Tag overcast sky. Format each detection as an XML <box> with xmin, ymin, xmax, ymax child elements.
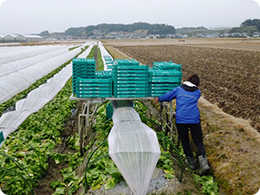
<box><xmin>0</xmin><ymin>0</ymin><xmax>260</xmax><ymax>34</ymax></box>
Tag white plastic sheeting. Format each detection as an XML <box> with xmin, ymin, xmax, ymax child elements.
<box><xmin>0</xmin><ymin>47</ymin><xmax>68</xmax><ymax>76</ymax></box>
<box><xmin>0</xmin><ymin>45</ymin><xmax>67</xmax><ymax>65</ymax></box>
<box><xmin>98</xmin><ymin>42</ymin><xmax>114</xmax><ymax>71</ymax></box>
<box><xmin>108</xmin><ymin>107</ymin><xmax>161</xmax><ymax>195</ymax></box>
<box><xmin>0</xmin><ymin>47</ymin><xmax>82</xmax><ymax>104</ymax></box>
<box><xmin>0</xmin><ymin>46</ymin><xmax>25</xmax><ymax>54</ymax></box>
<box><xmin>0</xmin><ymin>42</ymin><xmax>94</xmax><ymax>147</ymax></box>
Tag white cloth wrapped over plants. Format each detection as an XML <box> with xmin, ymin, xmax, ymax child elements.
<box><xmin>108</xmin><ymin>107</ymin><xmax>161</xmax><ymax>195</ymax></box>
<box><xmin>0</xmin><ymin>42</ymin><xmax>94</xmax><ymax>147</ymax></box>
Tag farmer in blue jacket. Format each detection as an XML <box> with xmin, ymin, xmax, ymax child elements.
<box><xmin>155</xmin><ymin>74</ymin><xmax>210</xmax><ymax>175</ymax></box>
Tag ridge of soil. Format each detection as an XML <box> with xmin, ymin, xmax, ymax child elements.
<box><xmin>199</xmin><ymin>97</ymin><xmax>260</xmax><ymax>194</ymax></box>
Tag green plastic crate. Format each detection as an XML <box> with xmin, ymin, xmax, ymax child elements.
<box><xmin>73</xmin><ymin>78</ymin><xmax>112</xmax><ymax>96</ymax></box>
<box><xmin>76</xmin><ymin>91</ymin><xmax>112</xmax><ymax>95</ymax></box>
<box><xmin>113</xmin><ymin>65</ymin><xmax>148</xmax><ymax>70</ymax></box>
<box><xmin>149</xmin><ymin>69</ymin><xmax>182</xmax><ymax>77</ymax></box>
<box><xmin>114</xmin><ymin>91</ymin><xmax>148</xmax><ymax>95</ymax></box>
<box><xmin>76</xmin><ymin>83</ymin><xmax>112</xmax><ymax>88</ymax></box>
<box><xmin>106</xmin><ymin>103</ymin><xmax>114</xmax><ymax>119</ymax></box>
<box><xmin>115</xmin><ymin>80</ymin><xmax>148</xmax><ymax>84</ymax></box>
<box><xmin>153</xmin><ymin>61</ymin><xmax>182</xmax><ymax>71</ymax></box>
<box><xmin>149</xmin><ymin>83</ymin><xmax>181</xmax><ymax>87</ymax></box>
<box><xmin>115</xmin><ymin>77</ymin><xmax>147</xmax><ymax>81</ymax></box>
<box><xmin>77</xmin><ymin>94</ymin><xmax>112</xmax><ymax>98</ymax></box>
<box><xmin>149</xmin><ymin>87</ymin><xmax>178</xmax><ymax>91</ymax></box>
<box><xmin>112</xmin><ymin>73</ymin><xmax>148</xmax><ymax>77</ymax></box>
<box><xmin>76</xmin><ymin>88</ymin><xmax>112</xmax><ymax>92</ymax></box>
<box><xmin>72</xmin><ymin>58</ymin><xmax>96</xmax><ymax>81</ymax></box>
<box><xmin>115</xmin><ymin>69</ymin><xmax>146</xmax><ymax>73</ymax></box>
<box><xmin>0</xmin><ymin>131</ymin><xmax>4</xmax><ymax>144</ymax></box>
<box><xmin>114</xmin><ymin>84</ymin><xmax>149</xmax><ymax>88</ymax></box>
<box><xmin>114</xmin><ymin>88</ymin><xmax>148</xmax><ymax>92</ymax></box>
<box><xmin>73</xmin><ymin>58</ymin><xmax>95</xmax><ymax>64</ymax></box>
<box><xmin>114</xmin><ymin>94</ymin><xmax>147</xmax><ymax>98</ymax></box>
<box><xmin>77</xmin><ymin>78</ymin><xmax>112</xmax><ymax>83</ymax></box>
<box><xmin>115</xmin><ymin>59</ymin><xmax>139</xmax><ymax>66</ymax></box>
<box><xmin>149</xmin><ymin>77</ymin><xmax>182</xmax><ymax>83</ymax></box>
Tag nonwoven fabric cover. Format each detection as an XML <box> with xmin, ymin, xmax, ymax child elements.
<box><xmin>0</xmin><ymin>42</ymin><xmax>94</xmax><ymax>148</ymax></box>
<box><xmin>0</xmin><ymin>47</ymin><xmax>81</xmax><ymax>104</ymax></box>
<box><xmin>0</xmin><ymin>47</ymin><xmax>67</xmax><ymax>77</ymax></box>
<box><xmin>108</xmin><ymin>107</ymin><xmax>161</xmax><ymax>195</ymax></box>
<box><xmin>0</xmin><ymin>45</ymin><xmax>66</xmax><ymax>65</ymax></box>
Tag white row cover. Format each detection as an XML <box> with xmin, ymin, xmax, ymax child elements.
<box><xmin>0</xmin><ymin>45</ymin><xmax>68</xmax><ymax>65</ymax></box>
<box><xmin>0</xmin><ymin>42</ymin><xmax>94</xmax><ymax>147</ymax></box>
<box><xmin>109</xmin><ymin>107</ymin><xmax>161</xmax><ymax>195</ymax></box>
<box><xmin>80</xmin><ymin>42</ymin><xmax>95</xmax><ymax>57</ymax></box>
<box><xmin>81</xmin><ymin>40</ymin><xmax>96</xmax><ymax>49</ymax></box>
<box><xmin>0</xmin><ymin>47</ymin><xmax>81</xmax><ymax>104</ymax></box>
<box><xmin>0</xmin><ymin>46</ymin><xmax>29</xmax><ymax>54</ymax></box>
<box><xmin>0</xmin><ymin>47</ymin><xmax>68</xmax><ymax>77</ymax></box>
<box><xmin>98</xmin><ymin>42</ymin><xmax>114</xmax><ymax>71</ymax></box>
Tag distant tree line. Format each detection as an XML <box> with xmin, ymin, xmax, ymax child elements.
<box><xmin>39</xmin><ymin>19</ymin><xmax>260</xmax><ymax>39</ymax></box>
<box><xmin>63</xmin><ymin>22</ymin><xmax>175</xmax><ymax>37</ymax></box>
<box><xmin>241</xmin><ymin>19</ymin><xmax>260</xmax><ymax>30</ymax></box>
<box><xmin>229</xmin><ymin>19</ymin><xmax>260</xmax><ymax>34</ymax></box>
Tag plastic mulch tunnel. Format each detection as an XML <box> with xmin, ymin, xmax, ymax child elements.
<box><xmin>108</xmin><ymin>106</ymin><xmax>161</xmax><ymax>195</ymax></box>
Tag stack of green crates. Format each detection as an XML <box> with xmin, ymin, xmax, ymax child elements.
<box><xmin>103</xmin><ymin>55</ymin><xmax>115</xmax><ymax>70</ymax></box>
<box><xmin>149</xmin><ymin>62</ymin><xmax>182</xmax><ymax>97</ymax></box>
<box><xmin>75</xmin><ymin>78</ymin><xmax>112</xmax><ymax>98</ymax></box>
<box><xmin>96</xmin><ymin>71</ymin><xmax>112</xmax><ymax>79</ymax></box>
<box><xmin>72</xmin><ymin>58</ymin><xmax>183</xmax><ymax>99</ymax></box>
<box><xmin>0</xmin><ymin>131</ymin><xmax>4</xmax><ymax>145</ymax></box>
<box><xmin>72</xmin><ymin>58</ymin><xmax>96</xmax><ymax>94</ymax></box>
<box><xmin>113</xmin><ymin>59</ymin><xmax>149</xmax><ymax>98</ymax></box>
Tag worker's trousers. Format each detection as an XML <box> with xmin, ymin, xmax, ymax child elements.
<box><xmin>176</xmin><ymin>123</ymin><xmax>206</xmax><ymax>157</ymax></box>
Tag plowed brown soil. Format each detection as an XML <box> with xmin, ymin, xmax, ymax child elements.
<box><xmin>109</xmin><ymin>43</ymin><xmax>260</xmax><ymax>131</ymax></box>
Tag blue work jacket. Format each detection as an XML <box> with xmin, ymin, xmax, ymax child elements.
<box><xmin>158</xmin><ymin>84</ymin><xmax>201</xmax><ymax>124</ymax></box>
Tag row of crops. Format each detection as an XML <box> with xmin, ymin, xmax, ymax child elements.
<box><xmin>0</xmin><ymin>42</ymin><xmax>93</xmax><ymax>144</ymax></box>
<box><xmin>0</xmin><ymin>42</ymin><xmax>96</xmax><ymax>194</ymax></box>
<box><xmin>0</xmin><ymin>42</ymin><xmax>95</xmax><ymax>146</ymax></box>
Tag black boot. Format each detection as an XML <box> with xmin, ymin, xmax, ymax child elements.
<box><xmin>185</xmin><ymin>156</ymin><xmax>197</xmax><ymax>170</ymax></box>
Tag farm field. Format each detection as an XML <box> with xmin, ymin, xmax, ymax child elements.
<box><xmin>104</xmin><ymin>38</ymin><xmax>260</xmax><ymax>51</ymax></box>
<box><xmin>104</xmin><ymin>38</ymin><xmax>260</xmax><ymax>194</ymax></box>
<box><xmin>104</xmin><ymin>39</ymin><xmax>260</xmax><ymax>131</ymax></box>
<box><xmin>1</xmin><ymin>39</ymin><xmax>259</xmax><ymax>195</ymax></box>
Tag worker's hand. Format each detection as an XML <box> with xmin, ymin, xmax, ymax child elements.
<box><xmin>154</xmin><ymin>97</ymin><xmax>159</xmax><ymax>104</ymax></box>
